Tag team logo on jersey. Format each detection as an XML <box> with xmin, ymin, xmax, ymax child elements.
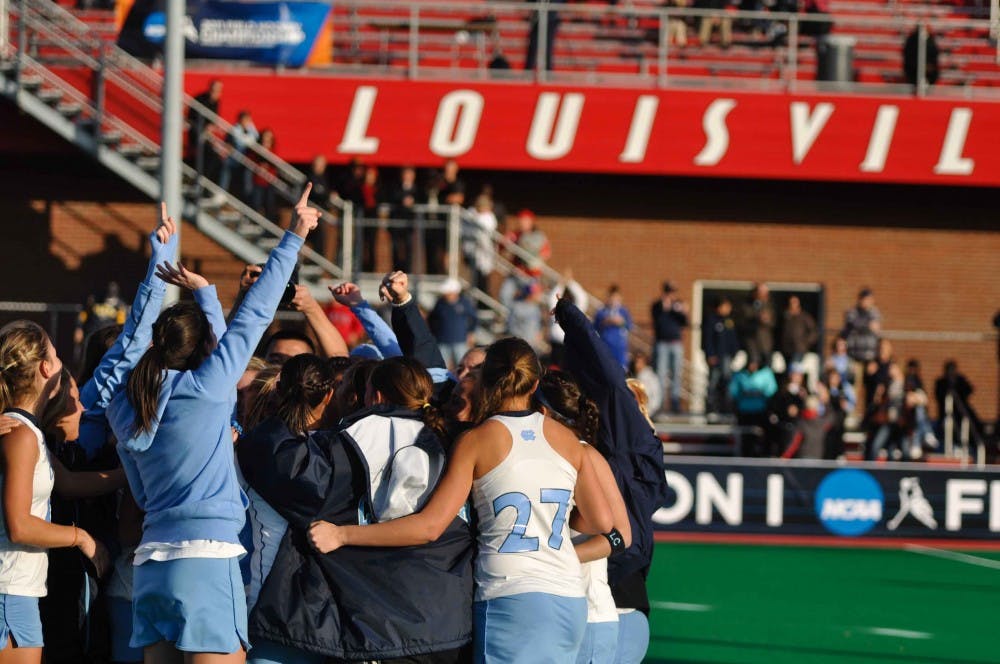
<box><xmin>815</xmin><ymin>469</ymin><xmax>884</xmax><ymax>536</ymax></box>
<box><xmin>887</xmin><ymin>477</ymin><xmax>938</xmax><ymax>530</ymax></box>
<box><xmin>521</xmin><ymin>430</ymin><xmax>536</xmax><ymax>441</ymax></box>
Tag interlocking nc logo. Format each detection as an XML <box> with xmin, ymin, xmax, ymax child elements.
<box><xmin>521</xmin><ymin>430</ymin><xmax>536</xmax><ymax>442</ymax></box>
<box><xmin>887</xmin><ymin>477</ymin><xmax>938</xmax><ymax>530</ymax></box>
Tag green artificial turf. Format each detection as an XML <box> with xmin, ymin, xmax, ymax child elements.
<box><xmin>645</xmin><ymin>542</ymin><xmax>1000</xmax><ymax>663</ymax></box>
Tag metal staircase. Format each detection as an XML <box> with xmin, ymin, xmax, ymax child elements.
<box><xmin>0</xmin><ymin>0</ymin><xmax>347</xmax><ymax>295</ymax></box>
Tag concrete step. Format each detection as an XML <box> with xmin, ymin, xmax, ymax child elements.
<box><xmin>135</xmin><ymin>155</ymin><xmax>160</xmax><ymax>172</ymax></box>
<box><xmin>56</xmin><ymin>101</ymin><xmax>82</xmax><ymax>117</ymax></box>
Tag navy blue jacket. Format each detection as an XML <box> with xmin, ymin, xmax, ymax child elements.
<box><xmin>391</xmin><ymin>297</ymin><xmax>447</xmax><ymax>371</ymax></box>
<box><xmin>428</xmin><ymin>295</ymin><xmax>477</xmax><ymax>345</ymax></box>
<box><xmin>555</xmin><ymin>298</ymin><xmax>668</xmax><ymax>590</ymax></box>
<box><xmin>702</xmin><ymin>313</ymin><xmax>740</xmax><ymax>359</ymax></box>
<box><xmin>238</xmin><ymin>412</ymin><xmax>474</xmax><ymax>660</ymax></box>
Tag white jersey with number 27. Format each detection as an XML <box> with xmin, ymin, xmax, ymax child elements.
<box><xmin>471</xmin><ymin>412</ymin><xmax>585</xmax><ymax>602</ymax></box>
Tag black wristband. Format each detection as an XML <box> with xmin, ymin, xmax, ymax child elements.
<box><xmin>602</xmin><ymin>528</ymin><xmax>626</xmax><ymax>556</ymax></box>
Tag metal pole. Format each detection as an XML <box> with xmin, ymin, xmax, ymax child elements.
<box><xmin>657</xmin><ymin>10</ymin><xmax>668</xmax><ymax>88</ymax></box>
<box><xmin>447</xmin><ymin>204</ymin><xmax>460</xmax><ymax>282</ymax></box>
<box><xmin>94</xmin><ymin>45</ymin><xmax>106</xmax><ymax>138</ymax></box>
<box><xmin>916</xmin><ymin>23</ymin><xmax>927</xmax><ymax>98</ymax></box>
<box><xmin>342</xmin><ymin>201</ymin><xmax>354</xmax><ymax>279</ymax></box>
<box><xmin>788</xmin><ymin>15</ymin><xmax>798</xmax><ymax>92</ymax></box>
<box><xmin>161</xmin><ymin>0</ymin><xmax>185</xmax><ymax>305</ymax></box>
<box><xmin>537</xmin><ymin>3</ymin><xmax>548</xmax><ymax>83</ymax></box>
<box><xmin>1</xmin><ymin>0</ymin><xmax>9</xmax><ymax>56</ymax></box>
<box><xmin>408</xmin><ymin>5</ymin><xmax>418</xmax><ymax>79</ymax></box>
<box><xmin>943</xmin><ymin>392</ymin><xmax>954</xmax><ymax>457</ymax></box>
<box><xmin>14</xmin><ymin>0</ymin><xmax>26</xmax><ymax>86</ymax></box>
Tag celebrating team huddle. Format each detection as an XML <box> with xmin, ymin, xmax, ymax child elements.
<box><xmin>0</xmin><ymin>188</ymin><xmax>667</xmax><ymax>664</ymax></box>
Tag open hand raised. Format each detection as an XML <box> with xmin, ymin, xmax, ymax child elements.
<box><xmin>155</xmin><ymin>261</ymin><xmax>209</xmax><ymax>291</ymax></box>
<box><xmin>291</xmin><ymin>183</ymin><xmax>320</xmax><ymax>239</ymax></box>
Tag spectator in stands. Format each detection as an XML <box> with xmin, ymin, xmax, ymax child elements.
<box><xmin>506</xmin><ymin>279</ymin><xmax>546</xmax><ymax>353</ymax></box>
<box><xmin>818</xmin><ymin>367</ymin><xmax>855</xmax><ymax>458</ymax></box>
<box><xmin>547</xmin><ymin>270</ymin><xmax>588</xmax><ymax>367</ymax></box>
<box><xmin>780</xmin><ymin>294</ymin><xmax>818</xmax><ymax>365</ymax></box>
<box><xmin>187</xmin><ymin>79</ymin><xmax>223</xmax><ymax>176</ymax></box>
<box><xmin>903</xmin><ymin>358</ymin><xmax>937</xmax><ymax>456</ymax></box>
<box><xmin>249</xmin><ymin>128</ymin><xmax>278</xmax><ymax>220</ymax></box>
<box><xmin>780</xmin><ymin>395</ymin><xmax>833</xmax><ymax>459</ymax></box>
<box><xmin>630</xmin><ymin>352</ymin><xmax>663</xmax><ymax>421</ymax></box>
<box><xmin>702</xmin><ymin>296</ymin><xmax>740</xmax><ymax>416</ymax></box>
<box><xmin>903</xmin><ymin>24</ymin><xmax>940</xmax><ymax>87</ymax></box>
<box><xmin>334</xmin><ymin>157</ymin><xmax>366</xmax><ymax>210</ymax></box>
<box><xmin>865</xmin><ymin>361</ymin><xmax>907</xmax><ymax>460</ymax></box>
<box><xmin>525</xmin><ymin>0</ymin><xmax>565</xmax><ymax>71</ymax></box>
<box><xmin>306</xmin><ymin>155</ymin><xmax>334</xmax><ymax>209</ymax></box>
<box><xmin>934</xmin><ymin>359</ymin><xmax>979</xmax><ymax>436</ymax></box>
<box><xmin>594</xmin><ymin>284</ymin><xmax>633</xmax><ymax>368</ymax></box>
<box><xmin>842</xmin><ymin>287</ymin><xmax>881</xmax><ymax>386</ymax></box>
<box><xmin>651</xmin><ymin>281</ymin><xmax>688</xmax><ymax>414</ymax></box>
<box><xmin>800</xmin><ymin>0</ymin><xmax>833</xmax><ymax>37</ymax></box>
<box><xmin>428</xmin><ymin>278</ymin><xmax>478</xmax><ymax>371</ymax></box>
<box><xmin>740</xmin><ymin>283</ymin><xmax>776</xmax><ymax>367</ymax></box>
<box><xmin>463</xmin><ymin>194</ymin><xmax>498</xmax><ymax>297</ymax></box>
<box><xmin>506</xmin><ymin>209</ymin><xmax>552</xmax><ymax>278</ymax></box>
<box><xmin>863</xmin><ymin>338</ymin><xmax>893</xmax><ymax>411</ymax></box>
<box><xmin>665</xmin><ymin>0</ymin><xmax>689</xmax><ymax>47</ymax></box>
<box><xmin>767</xmin><ymin>363</ymin><xmax>807</xmax><ymax>456</ymax></box>
<box><xmin>359</xmin><ymin>165</ymin><xmax>384</xmax><ymax>272</ymax></box>
<box><xmin>424</xmin><ymin>160</ymin><xmax>465</xmax><ymax>273</ymax></box>
<box><xmin>74</xmin><ymin>282</ymin><xmax>127</xmax><ymax>350</ymax></box>
<box><xmin>826</xmin><ymin>336</ymin><xmax>851</xmax><ymax>385</ymax></box>
<box><xmin>729</xmin><ymin>359</ymin><xmax>778</xmax><ymax>456</ymax></box>
<box><xmin>696</xmin><ymin>0</ymin><xmax>733</xmax><ymax>48</ymax></box>
<box><xmin>388</xmin><ymin>166</ymin><xmax>420</xmax><ymax>272</ymax></box>
<box><xmin>217</xmin><ymin>110</ymin><xmax>259</xmax><ymax>201</ymax></box>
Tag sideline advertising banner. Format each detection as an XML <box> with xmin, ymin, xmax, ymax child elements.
<box><xmin>118</xmin><ymin>0</ymin><xmax>331</xmax><ymax>67</ymax></box>
<box><xmin>655</xmin><ymin>457</ymin><xmax>999</xmax><ymax>542</ymax></box>
<box><xmin>183</xmin><ymin>74</ymin><xmax>1000</xmax><ymax>186</ymax></box>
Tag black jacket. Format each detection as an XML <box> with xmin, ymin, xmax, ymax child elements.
<box><xmin>555</xmin><ymin>299</ymin><xmax>668</xmax><ymax>595</ymax></box>
<box><xmin>238</xmin><ymin>412</ymin><xmax>474</xmax><ymax>660</ymax></box>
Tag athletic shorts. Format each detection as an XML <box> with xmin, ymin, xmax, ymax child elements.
<box><xmin>131</xmin><ymin>557</ymin><xmax>249</xmax><ymax>653</ymax></box>
<box><xmin>0</xmin><ymin>594</ymin><xmax>43</xmax><ymax>649</ymax></box>
<box><xmin>576</xmin><ymin>621</ymin><xmax>618</xmax><ymax>664</ymax></box>
<box><xmin>473</xmin><ymin>592</ymin><xmax>587</xmax><ymax>664</ymax></box>
<box><xmin>614</xmin><ymin>610</ymin><xmax>649</xmax><ymax>664</ymax></box>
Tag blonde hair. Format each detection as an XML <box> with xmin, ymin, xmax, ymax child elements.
<box><xmin>0</xmin><ymin>321</ymin><xmax>51</xmax><ymax>411</ymax></box>
<box><xmin>243</xmin><ymin>366</ymin><xmax>281</xmax><ymax>433</ymax></box>
<box><xmin>626</xmin><ymin>378</ymin><xmax>654</xmax><ymax>429</ymax></box>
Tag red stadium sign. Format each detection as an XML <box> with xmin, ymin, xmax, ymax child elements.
<box><xmin>186</xmin><ymin>73</ymin><xmax>1000</xmax><ymax>186</ymax></box>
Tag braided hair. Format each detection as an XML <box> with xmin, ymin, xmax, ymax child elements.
<box><xmin>537</xmin><ymin>369</ymin><xmax>601</xmax><ymax>447</ymax></box>
<box><xmin>276</xmin><ymin>354</ymin><xmax>336</xmax><ymax>435</ymax></box>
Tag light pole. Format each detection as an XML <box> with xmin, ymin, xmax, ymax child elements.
<box><xmin>161</xmin><ymin>0</ymin><xmax>185</xmax><ymax>304</ymax></box>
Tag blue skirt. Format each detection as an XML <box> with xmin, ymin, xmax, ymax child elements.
<box><xmin>473</xmin><ymin>592</ymin><xmax>587</xmax><ymax>664</ymax></box>
<box><xmin>131</xmin><ymin>557</ymin><xmax>249</xmax><ymax>654</ymax></box>
<box><xmin>0</xmin><ymin>594</ymin><xmax>43</xmax><ymax>649</ymax></box>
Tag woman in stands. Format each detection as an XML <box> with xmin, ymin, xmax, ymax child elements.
<box><xmin>309</xmin><ymin>337</ymin><xmax>614</xmax><ymax>663</ymax></box>
<box><xmin>105</xmin><ymin>187</ymin><xmax>317</xmax><ymax>664</ymax></box>
<box><xmin>0</xmin><ymin>322</ymin><xmax>123</xmax><ymax>664</ymax></box>
<box><xmin>536</xmin><ymin>370</ymin><xmax>632</xmax><ymax>664</ymax></box>
<box><xmin>239</xmin><ymin>355</ymin><xmax>473</xmax><ymax>662</ymax></box>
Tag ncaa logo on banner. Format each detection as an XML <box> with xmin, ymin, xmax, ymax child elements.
<box><xmin>815</xmin><ymin>469</ymin><xmax>884</xmax><ymax>536</ymax></box>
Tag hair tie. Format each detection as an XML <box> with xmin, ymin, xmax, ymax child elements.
<box><xmin>422</xmin><ymin>402</ymin><xmax>432</xmax><ymax>411</ymax></box>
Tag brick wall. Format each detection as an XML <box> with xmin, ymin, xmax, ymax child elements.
<box><xmin>539</xmin><ymin>216</ymin><xmax>1000</xmax><ymax>421</ymax></box>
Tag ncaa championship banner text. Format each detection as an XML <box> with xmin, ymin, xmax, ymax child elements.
<box><xmin>184</xmin><ymin>73</ymin><xmax>1000</xmax><ymax>186</ymax></box>
<box><xmin>655</xmin><ymin>457</ymin><xmax>999</xmax><ymax>543</ymax></box>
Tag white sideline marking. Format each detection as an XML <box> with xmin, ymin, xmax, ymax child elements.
<box><xmin>865</xmin><ymin>627</ymin><xmax>933</xmax><ymax>640</ymax></box>
<box><xmin>905</xmin><ymin>544</ymin><xmax>1000</xmax><ymax>571</ymax></box>
<box><xmin>650</xmin><ymin>601</ymin><xmax>713</xmax><ymax>612</ymax></box>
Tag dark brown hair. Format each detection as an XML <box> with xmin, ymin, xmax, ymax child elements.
<box><xmin>537</xmin><ymin>369</ymin><xmax>601</xmax><ymax>446</ymax></box>
<box><xmin>331</xmin><ymin>359</ymin><xmax>376</xmax><ymax>421</ymax></box>
<box><xmin>78</xmin><ymin>323</ymin><xmax>122</xmax><ymax>385</ymax></box>
<box><xmin>276</xmin><ymin>354</ymin><xmax>335</xmax><ymax>435</ymax></box>
<box><xmin>126</xmin><ymin>303</ymin><xmax>214</xmax><ymax>434</ymax></box>
<box><xmin>473</xmin><ymin>337</ymin><xmax>542</xmax><ymax>424</ymax></box>
<box><xmin>41</xmin><ymin>367</ymin><xmax>74</xmax><ymax>436</ymax></box>
<box><xmin>368</xmin><ymin>357</ymin><xmax>445</xmax><ymax>436</ymax></box>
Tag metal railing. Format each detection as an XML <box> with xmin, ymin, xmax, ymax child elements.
<box><xmin>320</xmin><ymin>0</ymin><xmax>1000</xmax><ymax>98</ymax></box>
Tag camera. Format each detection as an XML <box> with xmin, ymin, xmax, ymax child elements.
<box><xmin>279</xmin><ymin>264</ymin><xmax>300</xmax><ymax>308</ymax></box>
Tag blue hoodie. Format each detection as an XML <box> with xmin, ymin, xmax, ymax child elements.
<box><xmin>108</xmin><ymin>231</ymin><xmax>303</xmax><ymax>546</ymax></box>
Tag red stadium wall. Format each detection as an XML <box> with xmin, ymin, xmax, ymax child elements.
<box><xmin>184</xmin><ymin>73</ymin><xmax>1000</xmax><ymax>187</ymax></box>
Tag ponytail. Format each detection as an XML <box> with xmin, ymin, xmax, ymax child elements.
<box><xmin>0</xmin><ymin>320</ymin><xmax>53</xmax><ymax>413</ymax></box>
<box><xmin>275</xmin><ymin>354</ymin><xmax>335</xmax><ymax>435</ymax></box>
<box><xmin>126</xmin><ymin>303</ymin><xmax>214</xmax><ymax>435</ymax></box>
<box><xmin>368</xmin><ymin>357</ymin><xmax>446</xmax><ymax>437</ymax></box>
<box><xmin>473</xmin><ymin>337</ymin><xmax>541</xmax><ymax>424</ymax></box>
<box><xmin>537</xmin><ymin>369</ymin><xmax>602</xmax><ymax>446</ymax></box>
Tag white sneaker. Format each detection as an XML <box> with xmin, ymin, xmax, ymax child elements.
<box><xmin>924</xmin><ymin>432</ymin><xmax>939</xmax><ymax>449</ymax></box>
